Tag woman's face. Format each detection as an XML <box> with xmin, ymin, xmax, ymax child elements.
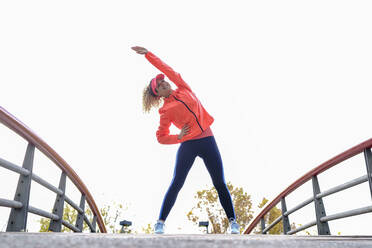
<box><xmin>156</xmin><ymin>79</ymin><xmax>172</xmax><ymax>97</ymax></box>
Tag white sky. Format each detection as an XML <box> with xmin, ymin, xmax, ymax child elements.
<box><xmin>1</xmin><ymin>0</ymin><xmax>372</xmax><ymax>234</ymax></box>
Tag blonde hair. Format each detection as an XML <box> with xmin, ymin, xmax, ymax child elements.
<box><xmin>142</xmin><ymin>84</ymin><xmax>163</xmax><ymax>113</ymax></box>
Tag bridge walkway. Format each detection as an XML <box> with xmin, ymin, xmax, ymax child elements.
<box><xmin>1</xmin><ymin>233</ymin><xmax>372</xmax><ymax>248</ymax></box>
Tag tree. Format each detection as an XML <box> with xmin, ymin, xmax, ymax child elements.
<box><xmin>141</xmin><ymin>223</ymin><xmax>153</xmax><ymax>234</ymax></box>
<box><xmin>253</xmin><ymin>198</ymin><xmax>296</xmax><ymax>234</ymax></box>
<box><xmin>39</xmin><ymin>203</ymin><xmax>87</xmax><ymax>232</ymax></box>
<box><xmin>187</xmin><ymin>181</ymin><xmax>254</xmax><ymax>234</ymax></box>
<box><xmin>39</xmin><ymin>201</ymin><xmax>129</xmax><ymax>233</ymax></box>
<box><xmin>100</xmin><ymin>202</ymin><xmax>130</xmax><ymax>233</ymax></box>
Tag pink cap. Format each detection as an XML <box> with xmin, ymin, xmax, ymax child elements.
<box><xmin>150</xmin><ymin>74</ymin><xmax>165</xmax><ymax>96</ymax></box>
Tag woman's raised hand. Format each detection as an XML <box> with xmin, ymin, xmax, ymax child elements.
<box><xmin>131</xmin><ymin>46</ymin><xmax>148</xmax><ymax>55</ymax></box>
<box><xmin>178</xmin><ymin>124</ymin><xmax>191</xmax><ymax>140</ymax></box>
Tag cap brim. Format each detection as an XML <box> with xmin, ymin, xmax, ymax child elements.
<box><xmin>155</xmin><ymin>74</ymin><xmax>165</xmax><ymax>82</ymax></box>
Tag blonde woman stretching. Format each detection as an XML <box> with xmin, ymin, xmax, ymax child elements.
<box><xmin>132</xmin><ymin>46</ymin><xmax>239</xmax><ymax>234</ymax></box>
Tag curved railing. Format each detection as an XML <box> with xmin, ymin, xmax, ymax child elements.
<box><xmin>0</xmin><ymin>106</ymin><xmax>106</xmax><ymax>232</ymax></box>
<box><xmin>244</xmin><ymin>138</ymin><xmax>372</xmax><ymax>235</ymax></box>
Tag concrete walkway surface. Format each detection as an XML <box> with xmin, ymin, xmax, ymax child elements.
<box><xmin>1</xmin><ymin>233</ymin><xmax>372</xmax><ymax>248</ymax></box>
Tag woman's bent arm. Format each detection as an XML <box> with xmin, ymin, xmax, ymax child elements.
<box><xmin>156</xmin><ymin>113</ymin><xmax>182</xmax><ymax>145</ymax></box>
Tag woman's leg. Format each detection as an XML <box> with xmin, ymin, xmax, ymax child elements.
<box><xmin>198</xmin><ymin>136</ymin><xmax>236</xmax><ymax>220</ymax></box>
<box><xmin>158</xmin><ymin>141</ymin><xmax>198</xmax><ymax>221</ymax></box>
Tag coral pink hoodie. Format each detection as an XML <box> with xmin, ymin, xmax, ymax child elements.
<box><xmin>145</xmin><ymin>51</ymin><xmax>214</xmax><ymax>144</ymax></box>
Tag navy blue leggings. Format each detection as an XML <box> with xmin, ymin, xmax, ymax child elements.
<box><xmin>158</xmin><ymin>135</ymin><xmax>236</xmax><ymax>221</ymax></box>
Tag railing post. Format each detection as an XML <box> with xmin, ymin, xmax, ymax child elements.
<box><xmin>312</xmin><ymin>175</ymin><xmax>330</xmax><ymax>235</ymax></box>
<box><xmin>364</xmin><ymin>148</ymin><xmax>372</xmax><ymax>200</ymax></box>
<box><xmin>6</xmin><ymin>143</ymin><xmax>35</xmax><ymax>232</ymax></box>
<box><xmin>92</xmin><ymin>215</ymin><xmax>97</xmax><ymax>233</ymax></box>
<box><xmin>281</xmin><ymin>197</ymin><xmax>291</xmax><ymax>234</ymax></box>
<box><xmin>75</xmin><ymin>194</ymin><xmax>86</xmax><ymax>232</ymax></box>
<box><xmin>49</xmin><ymin>172</ymin><xmax>66</xmax><ymax>232</ymax></box>
<box><xmin>260</xmin><ymin>217</ymin><xmax>266</xmax><ymax>234</ymax></box>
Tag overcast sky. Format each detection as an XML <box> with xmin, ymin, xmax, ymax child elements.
<box><xmin>1</xmin><ymin>0</ymin><xmax>372</xmax><ymax>234</ymax></box>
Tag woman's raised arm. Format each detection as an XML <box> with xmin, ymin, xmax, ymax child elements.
<box><xmin>131</xmin><ymin>46</ymin><xmax>148</xmax><ymax>55</ymax></box>
<box><xmin>131</xmin><ymin>46</ymin><xmax>192</xmax><ymax>91</ymax></box>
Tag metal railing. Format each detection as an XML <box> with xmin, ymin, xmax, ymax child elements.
<box><xmin>0</xmin><ymin>106</ymin><xmax>106</xmax><ymax>232</ymax></box>
<box><xmin>244</xmin><ymin>138</ymin><xmax>372</xmax><ymax>235</ymax></box>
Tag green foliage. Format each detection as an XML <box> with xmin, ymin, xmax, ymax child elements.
<box><xmin>187</xmin><ymin>181</ymin><xmax>254</xmax><ymax>234</ymax></box>
<box><xmin>39</xmin><ymin>201</ymin><xmax>128</xmax><ymax>233</ymax></box>
<box><xmin>254</xmin><ymin>198</ymin><xmax>296</xmax><ymax>234</ymax></box>
<box><xmin>141</xmin><ymin>223</ymin><xmax>153</xmax><ymax>234</ymax></box>
<box><xmin>39</xmin><ymin>203</ymin><xmax>83</xmax><ymax>232</ymax></box>
<box><xmin>38</xmin><ymin>217</ymin><xmax>51</xmax><ymax>232</ymax></box>
<box><xmin>100</xmin><ymin>202</ymin><xmax>130</xmax><ymax>233</ymax></box>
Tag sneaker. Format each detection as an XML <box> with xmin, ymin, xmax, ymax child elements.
<box><xmin>229</xmin><ymin>218</ymin><xmax>240</xmax><ymax>234</ymax></box>
<box><xmin>154</xmin><ymin>220</ymin><xmax>165</xmax><ymax>234</ymax></box>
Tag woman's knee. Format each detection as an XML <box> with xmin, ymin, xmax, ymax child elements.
<box><xmin>213</xmin><ymin>181</ymin><xmax>227</xmax><ymax>191</ymax></box>
<box><xmin>169</xmin><ymin>179</ymin><xmax>185</xmax><ymax>192</ymax></box>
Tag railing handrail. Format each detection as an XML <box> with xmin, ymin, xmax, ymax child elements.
<box><xmin>0</xmin><ymin>106</ymin><xmax>106</xmax><ymax>233</ymax></box>
<box><xmin>244</xmin><ymin>137</ymin><xmax>372</xmax><ymax>234</ymax></box>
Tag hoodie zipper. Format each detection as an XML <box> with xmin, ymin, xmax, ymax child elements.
<box><xmin>172</xmin><ymin>95</ymin><xmax>204</xmax><ymax>132</ymax></box>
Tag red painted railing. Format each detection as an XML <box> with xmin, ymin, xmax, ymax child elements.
<box><xmin>0</xmin><ymin>106</ymin><xmax>106</xmax><ymax>233</ymax></box>
<box><xmin>244</xmin><ymin>138</ymin><xmax>372</xmax><ymax>234</ymax></box>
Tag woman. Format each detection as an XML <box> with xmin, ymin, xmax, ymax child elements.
<box><xmin>132</xmin><ymin>46</ymin><xmax>240</xmax><ymax>234</ymax></box>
